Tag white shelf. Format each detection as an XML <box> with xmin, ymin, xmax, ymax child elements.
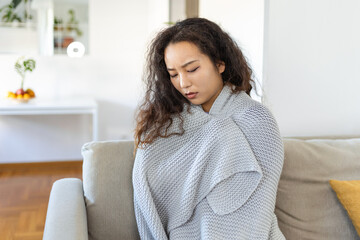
<box><xmin>0</xmin><ymin>97</ymin><xmax>98</xmax><ymax>141</ymax></box>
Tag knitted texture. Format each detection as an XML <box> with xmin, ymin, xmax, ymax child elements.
<box><xmin>132</xmin><ymin>85</ymin><xmax>285</xmax><ymax>239</ymax></box>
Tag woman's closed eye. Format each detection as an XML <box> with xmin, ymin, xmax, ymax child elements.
<box><xmin>169</xmin><ymin>67</ymin><xmax>199</xmax><ymax>78</ymax></box>
<box><xmin>188</xmin><ymin>66</ymin><xmax>199</xmax><ymax>73</ymax></box>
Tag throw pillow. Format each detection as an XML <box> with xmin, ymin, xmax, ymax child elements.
<box><xmin>329</xmin><ymin>179</ymin><xmax>360</xmax><ymax>237</ymax></box>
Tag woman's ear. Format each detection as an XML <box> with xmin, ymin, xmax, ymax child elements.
<box><xmin>217</xmin><ymin>61</ymin><xmax>225</xmax><ymax>74</ymax></box>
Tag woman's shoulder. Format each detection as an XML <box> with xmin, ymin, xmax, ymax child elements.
<box><xmin>233</xmin><ymin>92</ymin><xmax>279</xmax><ymax>132</ymax></box>
<box><xmin>234</xmin><ymin>91</ymin><xmax>271</xmax><ymax>115</ymax></box>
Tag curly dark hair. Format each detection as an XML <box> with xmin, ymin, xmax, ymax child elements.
<box><xmin>135</xmin><ymin>18</ymin><xmax>256</xmax><ymax>148</ymax></box>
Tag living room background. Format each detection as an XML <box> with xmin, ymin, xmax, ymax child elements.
<box><xmin>0</xmin><ymin>0</ymin><xmax>359</xmax><ymax>163</ymax></box>
<box><xmin>0</xmin><ymin>0</ymin><xmax>264</xmax><ymax>162</ymax></box>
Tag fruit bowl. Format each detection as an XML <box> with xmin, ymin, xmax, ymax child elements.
<box><xmin>9</xmin><ymin>98</ymin><xmax>32</xmax><ymax>104</ymax></box>
<box><xmin>7</xmin><ymin>88</ymin><xmax>36</xmax><ymax>103</ymax></box>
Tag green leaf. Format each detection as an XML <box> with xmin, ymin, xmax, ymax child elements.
<box><xmin>24</xmin><ymin>59</ymin><xmax>36</xmax><ymax>71</ymax></box>
<box><xmin>12</xmin><ymin>0</ymin><xmax>21</xmax><ymax>9</ymax></box>
<box><xmin>14</xmin><ymin>57</ymin><xmax>36</xmax><ymax>82</ymax></box>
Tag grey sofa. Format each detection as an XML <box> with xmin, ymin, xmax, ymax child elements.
<box><xmin>43</xmin><ymin>137</ymin><xmax>360</xmax><ymax>240</ymax></box>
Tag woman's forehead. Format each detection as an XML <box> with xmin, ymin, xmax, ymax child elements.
<box><xmin>164</xmin><ymin>42</ymin><xmax>205</xmax><ymax>67</ymax></box>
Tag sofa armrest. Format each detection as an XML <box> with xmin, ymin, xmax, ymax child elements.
<box><xmin>43</xmin><ymin>178</ymin><xmax>88</xmax><ymax>240</ymax></box>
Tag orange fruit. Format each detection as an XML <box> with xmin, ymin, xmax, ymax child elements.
<box><xmin>25</xmin><ymin>88</ymin><xmax>35</xmax><ymax>98</ymax></box>
<box><xmin>7</xmin><ymin>91</ymin><xmax>14</xmax><ymax>98</ymax></box>
<box><xmin>23</xmin><ymin>93</ymin><xmax>30</xmax><ymax>99</ymax></box>
<box><xmin>17</xmin><ymin>94</ymin><xmax>23</xmax><ymax>99</ymax></box>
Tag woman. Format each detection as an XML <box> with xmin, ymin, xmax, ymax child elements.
<box><xmin>132</xmin><ymin>18</ymin><xmax>285</xmax><ymax>240</ymax></box>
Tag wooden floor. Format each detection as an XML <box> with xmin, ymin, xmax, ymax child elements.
<box><xmin>0</xmin><ymin>161</ymin><xmax>82</xmax><ymax>240</ymax></box>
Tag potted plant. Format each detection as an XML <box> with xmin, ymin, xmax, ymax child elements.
<box><xmin>0</xmin><ymin>0</ymin><xmax>33</xmax><ymax>26</ymax></box>
<box><xmin>54</xmin><ymin>16</ymin><xmax>64</xmax><ymax>48</ymax></box>
<box><xmin>7</xmin><ymin>56</ymin><xmax>36</xmax><ymax>102</ymax></box>
<box><xmin>0</xmin><ymin>0</ymin><xmax>22</xmax><ymax>24</ymax></box>
<box><xmin>53</xmin><ymin>9</ymin><xmax>83</xmax><ymax>50</ymax></box>
<box><xmin>62</xmin><ymin>9</ymin><xmax>82</xmax><ymax>48</ymax></box>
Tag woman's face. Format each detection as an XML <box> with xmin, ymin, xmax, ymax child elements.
<box><xmin>164</xmin><ymin>41</ymin><xmax>225</xmax><ymax>112</ymax></box>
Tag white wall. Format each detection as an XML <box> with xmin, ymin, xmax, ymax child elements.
<box><xmin>0</xmin><ymin>0</ymin><xmax>169</xmax><ymax>163</ymax></box>
<box><xmin>263</xmin><ymin>0</ymin><xmax>360</xmax><ymax>137</ymax></box>
<box><xmin>0</xmin><ymin>27</ymin><xmax>38</xmax><ymax>54</ymax></box>
<box><xmin>199</xmin><ymin>0</ymin><xmax>264</xmax><ymax>101</ymax></box>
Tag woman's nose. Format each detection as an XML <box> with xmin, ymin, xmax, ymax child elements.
<box><xmin>179</xmin><ymin>74</ymin><xmax>191</xmax><ymax>89</ymax></box>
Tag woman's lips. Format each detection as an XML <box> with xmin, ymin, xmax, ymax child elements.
<box><xmin>185</xmin><ymin>92</ymin><xmax>198</xmax><ymax>99</ymax></box>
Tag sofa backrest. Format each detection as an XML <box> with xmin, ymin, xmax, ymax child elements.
<box><xmin>81</xmin><ymin>138</ymin><xmax>360</xmax><ymax>240</ymax></box>
<box><xmin>277</xmin><ymin>138</ymin><xmax>360</xmax><ymax>240</ymax></box>
<box><xmin>82</xmin><ymin>140</ymin><xmax>140</xmax><ymax>240</ymax></box>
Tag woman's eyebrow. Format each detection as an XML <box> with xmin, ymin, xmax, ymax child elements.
<box><xmin>167</xmin><ymin>60</ymin><xmax>199</xmax><ymax>71</ymax></box>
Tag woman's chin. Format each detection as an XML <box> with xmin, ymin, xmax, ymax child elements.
<box><xmin>188</xmin><ymin>99</ymin><xmax>202</xmax><ymax>106</ymax></box>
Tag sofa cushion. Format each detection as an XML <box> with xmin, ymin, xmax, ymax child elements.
<box><xmin>82</xmin><ymin>140</ymin><xmax>139</xmax><ymax>240</ymax></box>
<box><xmin>276</xmin><ymin>138</ymin><xmax>360</xmax><ymax>240</ymax></box>
<box><xmin>329</xmin><ymin>179</ymin><xmax>360</xmax><ymax>237</ymax></box>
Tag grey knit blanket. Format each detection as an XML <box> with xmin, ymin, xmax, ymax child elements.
<box><xmin>132</xmin><ymin>85</ymin><xmax>285</xmax><ymax>239</ymax></box>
